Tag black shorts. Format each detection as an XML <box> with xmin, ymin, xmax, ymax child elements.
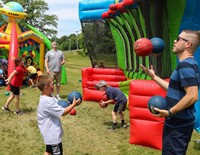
<box><xmin>46</xmin><ymin>142</ymin><xmax>63</xmax><ymax>155</ymax></box>
<box><xmin>113</xmin><ymin>102</ymin><xmax>127</xmax><ymax>113</ymax></box>
<box><xmin>29</xmin><ymin>73</ymin><xmax>37</xmax><ymax>80</ymax></box>
<box><xmin>10</xmin><ymin>84</ymin><xmax>20</xmax><ymax>95</ymax></box>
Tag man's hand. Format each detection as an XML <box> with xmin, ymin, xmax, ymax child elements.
<box><xmin>140</xmin><ymin>64</ymin><xmax>155</xmax><ymax>79</ymax></box>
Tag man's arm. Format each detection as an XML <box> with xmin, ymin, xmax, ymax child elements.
<box><xmin>61</xmin><ymin>58</ymin><xmax>65</xmax><ymax>66</ymax></box>
<box><xmin>155</xmin><ymin>85</ymin><xmax>198</xmax><ymax>118</ymax></box>
<box><xmin>153</xmin><ymin>75</ymin><xmax>169</xmax><ymax>91</ymax></box>
<box><xmin>170</xmin><ymin>86</ymin><xmax>198</xmax><ymax>114</ymax></box>
<box><xmin>44</xmin><ymin>58</ymin><xmax>50</xmax><ymax>74</ymax></box>
<box><xmin>61</xmin><ymin>52</ymin><xmax>65</xmax><ymax>65</ymax></box>
<box><xmin>140</xmin><ymin>64</ymin><xmax>169</xmax><ymax>90</ymax></box>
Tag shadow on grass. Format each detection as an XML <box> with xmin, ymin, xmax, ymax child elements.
<box><xmin>103</xmin><ymin>121</ymin><xmax>114</xmax><ymax>128</ymax></box>
<box><xmin>103</xmin><ymin>120</ymin><xmax>130</xmax><ymax>130</ymax></box>
<box><xmin>22</xmin><ymin>107</ymin><xmax>35</xmax><ymax>114</ymax></box>
<box><xmin>60</xmin><ymin>95</ymin><xmax>68</xmax><ymax>99</ymax></box>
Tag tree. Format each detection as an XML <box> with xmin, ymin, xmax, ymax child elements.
<box><xmin>0</xmin><ymin>0</ymin><xmax>58</xmax><ymax>40</ymax></box>
<box><xmin>57</xmin><ymin>35</ymin><xmax>69</xmax><ymax>51</ymax></box>
<box><xmin>78</xmin><ymin>32</ymin><xmax>86</xmax><ymax>50</ymax></box>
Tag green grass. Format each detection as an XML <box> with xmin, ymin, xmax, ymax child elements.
<box><xmin>0</xmin><ymin>51</ymin><xmax>200</xmax><ymax>155</ymax></box>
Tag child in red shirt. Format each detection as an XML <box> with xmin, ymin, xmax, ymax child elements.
<box><xmin>2</xmin><ymin>57</ymin><xmax>25</xmax><ymax>114</ymax></box>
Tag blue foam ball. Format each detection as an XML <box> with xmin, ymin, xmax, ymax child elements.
<box><xmin>58</xmin><ymin>100</ymin><xmax>70</xmax><ymax>108</ymax></box>
<box><xmin>148</xmin><ymin>95</ymin><xmax>167</xmax><ymax>114</ymax></box>
<box><xmin>0</xmin><ymin>69</ymin><xmax>3</xmax><ymax>74</ymax></box>
<box><xmin>150</xmin><ymin>37</ymin><xmax>165</xmax><ymax>54</ymax></box>
<box><xmin>67</xmin><ymin>91</ymin><xmax>82</xmax><ymax>104</ymax></box>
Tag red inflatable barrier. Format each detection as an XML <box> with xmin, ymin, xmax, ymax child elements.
<box><xmin>129</xmin><ymin>79</ymin><xmax>168</xmax><ymax>150</ymax></box>
<box><xmin>82</xmin><ymin>67</ymin><xmax>127</xmax><ymax>102</ymax></box>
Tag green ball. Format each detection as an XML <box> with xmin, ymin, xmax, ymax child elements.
<box><xmin>5</xmin><ymin>92</ymin><xmax>10</xmax><ymax>96</ymax></box>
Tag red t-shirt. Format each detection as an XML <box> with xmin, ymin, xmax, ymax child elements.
<box><xmin>10</xmin><ymin>66</ymin><xmax>25</xmax><ymax>87</ymax></box>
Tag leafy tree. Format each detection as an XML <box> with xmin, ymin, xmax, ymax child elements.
<box><xmin>0</xmin><ymin>0</ymin><xmax>87</xmax><ymax>51</ymax></box>
<box><xmin>0</xmin><ymin>0</ymin><xmax>58</xmax><ymax>40</ymax></box>
<box><xmin>68</xmin><ymin>34</ymin><xmax>77</xmax><ymax>50</ymax></box>
<box><xmin>57</xmin><ymin>35</ymin><xmax>69</xmax><ymax>50</ymax></box>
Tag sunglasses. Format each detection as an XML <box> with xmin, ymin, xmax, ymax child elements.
<box><xmin>176</xmin><ymin>36</ymin><xmax>189</xmax><ymax>42</ymax></box>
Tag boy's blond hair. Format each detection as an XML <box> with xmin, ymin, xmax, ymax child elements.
<box><xmin>37</xmin><ymin>74</ymin><xmax>51</xmax><ymax>91</ymax></box>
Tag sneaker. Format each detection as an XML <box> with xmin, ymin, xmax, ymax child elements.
<box><xmin>107</xmin><ymin>125</ymin><xmax>117</xmax><ymax>131</ymax></box>
<box><xmin>2</xmin><ymin>106</ymin><xmax>11</xmax><ymax>112</ymax></box>
<box><xmin>121</xmin><ymin>123</ymin><xmax>129</xmax><ymax>128</ymax></box>
<box><xmin>56</xmin><ymin>95</ymin><xmax>61</xmax><ymax>100</ymax></box>
<box><xmin>31</xmin><ymin>85</ymin><xmax>36</xmax><ymax>88</ymax></box>
<box><xmin>14</xmin><ymin>110</ymin><xmax>23</xmax><ymax>115</ymax></box>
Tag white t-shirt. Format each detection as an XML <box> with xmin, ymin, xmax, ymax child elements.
<box><xmin>37</xmin><ymin>95</ymin><xmax>65</xmax><ymax>145</ymax></box>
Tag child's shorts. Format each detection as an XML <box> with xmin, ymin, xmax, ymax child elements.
<box><xmin>114</xmin><ymin>102</ymin><xmax>127</xmax><ymax>113</ymax></box>
<box><xmin>10</xmin><ymin>84</ymin><xmax>20</xmax><ymax>95</ymax></box>
<box><xmin>29</xmin><ymin>73</ymin><xmax>37</xmax><ymax>80</ymax></box>
<box><xmin>46</xmin><ymin>142</ymin><xmax>63</xmax><ymax>155</ymax></box>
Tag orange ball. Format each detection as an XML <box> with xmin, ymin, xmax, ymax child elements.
<box><xmin>99</xmin><ymin>100</ymin><xmax>108</xmax><ymax>108</ymax></box>
<box><xmin>134</xmin><ymin>38</ymin><xmax>153</xmax><ymax>57</ymax></box>
<box><xmin>102</xmin><ymin>94</ymin><xmax>108</xmax><ymax>101</ymax></box>
<box><xmin>69</xmin><ymin>108</ymin><xmax>76</xmax><ymax>115</ymax></box>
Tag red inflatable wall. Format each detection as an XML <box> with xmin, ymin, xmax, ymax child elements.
<box><xmin>129</xmin><ymin>80</ymin><xmax>168</xmax><ymax>150</ymax></box>
<box><xmin>82</xmin><ymin>67</ymin><xmax>127</xmax><ymax>101</ymax></box>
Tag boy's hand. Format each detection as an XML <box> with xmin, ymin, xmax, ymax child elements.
<box><xmin>5</xmin><ymin>78</ymin><xmax>10</xmax><ymax>85</ymax></box>
<box><xmin>73</xmin><ymin>97</ymin><xmax>81</xmax><ymax>106</ymax></box>
<box><xmin>101</xmin><ymin>101</ymin><xmax>106</xmax><ymax>106</ymax></box>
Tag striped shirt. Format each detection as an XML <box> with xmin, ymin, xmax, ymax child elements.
<box><xmin>166</xmin><ymin>57</ymin><xmax>200</xmax><ymax>126</ymax></box>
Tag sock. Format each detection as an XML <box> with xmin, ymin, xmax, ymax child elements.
<box><xmin>113</xmin><ymin>123</ymin><xmax>117</xmax><ymax>127</ymax></box>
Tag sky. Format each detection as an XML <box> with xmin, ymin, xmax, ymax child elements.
<box><xmin>45</xmin><ymin>0</ymin><xmax>81</xmax><ymax>38</ymax></box>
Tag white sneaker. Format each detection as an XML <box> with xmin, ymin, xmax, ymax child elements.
<box><xmin>56</xmin><ymin>95</ymin><xmax>61</xmax><ymax>100</ymax></box>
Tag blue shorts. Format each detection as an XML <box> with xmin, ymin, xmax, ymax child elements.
<box><xmin>162</xmin><ymin>123</ymin><xmax>194</xmax><ymax>155</ymax></box>
<box><xmin>46</xmin><ymin>142</ymin><xmax>63</xmax><ymax>155</ymax></box>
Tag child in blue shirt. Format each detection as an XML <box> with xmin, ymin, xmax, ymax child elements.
<box><xmin>95</xmin><ymin>80</ymin><xmax>128</xmax><ymax>130</ymax></box>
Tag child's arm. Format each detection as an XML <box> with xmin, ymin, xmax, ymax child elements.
<box><xmin>102</xmin><ymin>99</ymin><xmax>115</xmax><ymax>105</ymax></box>
<box><xmin>5</xmin><ymin>70</ymin><xmax>17</xmax><ymax>85</ymax></box>
<box><xmin>62</xmin><ymin>97</ymin><xmax>81</xmax><ymax>116</ymax></box>
<box><xmin>0</xmin><ymin>74</ymin><xmax>4</xmax><ymax>79</ymax></box>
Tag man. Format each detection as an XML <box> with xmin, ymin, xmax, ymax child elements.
<box><xmin>140</xmin><ymin>30</ymin><xmax>200</xmax><ymax>154</ymax></box>
<box><xmin>45</xmin><ymin>42</ymin><xmax>65</xmax><ymax>100</ymax></box>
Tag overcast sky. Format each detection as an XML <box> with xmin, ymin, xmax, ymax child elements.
<box><xmin>46</xmin><ymin>0</ymin><xmax>81</xmax><ymax>38</ymax></box>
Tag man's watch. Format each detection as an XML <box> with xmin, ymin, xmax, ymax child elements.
<box><xmin>168</xmin><ymin>109</ymin><xmax>174</xmax><ymax>117</ymax></box>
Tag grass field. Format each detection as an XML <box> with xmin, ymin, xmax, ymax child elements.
<box><xmin>0</xmin><ymin>51</ymin><xmax>200</xmax><ymax>155</ymax></box>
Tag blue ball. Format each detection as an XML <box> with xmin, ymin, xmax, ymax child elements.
<box><xmin>148</xmin><ymin>95</ymin><xmax>167</xmax><ymax>114</ymax></box>
<box><xmin>150</xmin><ymin>37</ymin><xmax>165</xmax><ymax>54</ymax></box>
<box><xmin>0</xmin><ymin>79</ymin><xmax>4</xmax><ymax>85</ymax></box>
<box><xmin>58</xmin><ymin>100</ymin><xmax>70</xmax><ymax>108</ymax></box>
<box><xmin>67</xmin><ymin>91</ymin><xmax>82</xmax><ymax>104</ymax></box>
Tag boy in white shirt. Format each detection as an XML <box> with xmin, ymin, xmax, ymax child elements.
<box><xmin>37</xmin><ymin>74</ymin><xmax>81</xmax><ymax>155</ymax></box>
